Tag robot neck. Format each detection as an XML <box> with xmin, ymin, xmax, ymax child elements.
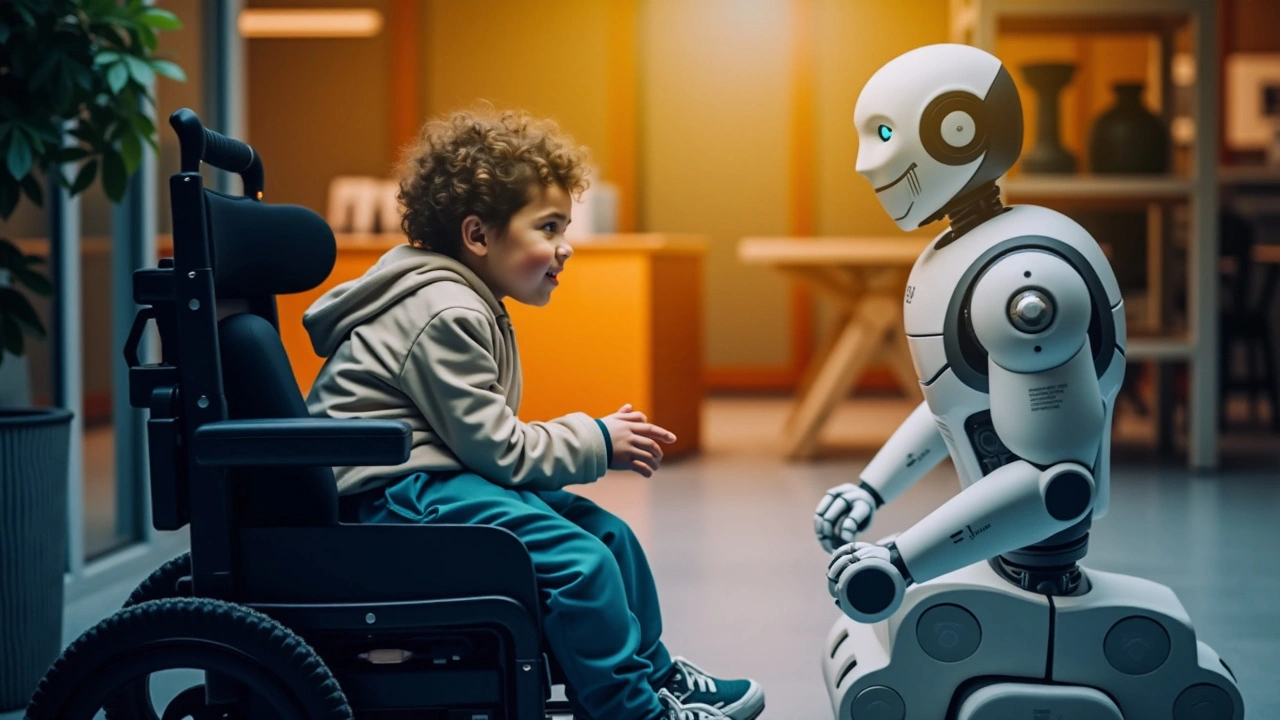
<box><xmin>931</xmin><ymin>181</ymin><xmax>1006</xmax><ymax>249</ymax></box>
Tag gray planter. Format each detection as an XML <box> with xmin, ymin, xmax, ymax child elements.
<box><xmin>0</xmin><ymin>407</ymin><xmax>73</xmax><ymax>711</ymax></box>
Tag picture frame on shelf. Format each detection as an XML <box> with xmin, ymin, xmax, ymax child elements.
<box><xmin>1225</xmin><ymin>53</ymin><xmax>1280</xmax><ymax>153</ymax></box>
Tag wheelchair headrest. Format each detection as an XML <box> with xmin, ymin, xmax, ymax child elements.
<box><xmin>205</xmin><ymin>190</ymin><xmax>337</xmax><ymax>298</ymax></box>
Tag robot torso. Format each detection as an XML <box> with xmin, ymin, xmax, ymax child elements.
<box><xmin>902</xmin><ymin>204</ymin><xmax>1127</xmax><ymax>510</ymax></box>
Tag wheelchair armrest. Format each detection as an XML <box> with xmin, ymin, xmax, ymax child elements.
<box><xmin>192</xmin><ymin>418</ymin><xmax>412</xmax><ymax>468</ymax></box>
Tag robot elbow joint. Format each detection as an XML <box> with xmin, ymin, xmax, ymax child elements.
<box><xmin>1040</xmin><ymin>463</ymin><xmax>1095</xmax><ymax>523</ymax></box>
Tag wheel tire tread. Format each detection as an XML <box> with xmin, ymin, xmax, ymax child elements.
<box><xmin>25</xmin><ymin>597</ymin><xmax>351</xmax><ymax>720</ymax></box>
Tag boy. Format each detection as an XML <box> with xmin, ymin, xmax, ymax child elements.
<box><xmin>302</xmin><ymin>106</ymin><xmax>765</xmax><ymax>720</ymax></box>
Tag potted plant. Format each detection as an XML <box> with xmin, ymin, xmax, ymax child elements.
<box><xmin>0</xmin><ymin>0</ymin><xmax>185</xmax><ymax>710</ymax></box>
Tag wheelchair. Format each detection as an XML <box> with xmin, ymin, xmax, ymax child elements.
<box><xmin>24</xmin><ymin>108</ymin><xmax>574</xmax><ymax>720</ymax></box>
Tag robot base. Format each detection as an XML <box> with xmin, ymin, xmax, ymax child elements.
<box><xmin>821</xmin><ymin>560</ymin><xmax>1242</xmax><ymax>720</ymax></box>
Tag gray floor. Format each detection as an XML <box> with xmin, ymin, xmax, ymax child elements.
<box><xmin>10</xmin><ymin>396</ymin><xmax>1279</xmax><ymax>719</ymax></box>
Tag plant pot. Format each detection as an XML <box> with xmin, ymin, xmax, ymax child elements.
<box><xmin>1089</xmin><ymin>83</ymin><xmax>1170</xmax><ymax>174</ymax></box>
<box><xmin>0</xmin><ymin>407</ymin><xmax>73</xmax><ymax>711</ymax></box>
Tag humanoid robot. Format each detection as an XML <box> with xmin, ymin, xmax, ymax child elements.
<box><xmin>812</xmin><ymin>44</ymin><xmax>1243</xmax><ymax>720</ymax></box>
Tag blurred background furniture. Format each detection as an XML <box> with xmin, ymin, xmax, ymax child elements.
<box><xmin>326</xmin><ymin>176</ymin><xmax>401</xmax><ymax>234</ymax></box>
<box><xmin>952</xmin><ymin>0</ymin><xmax>1221</xmax><ymax>467</ymax></box>
<box><xmin>1219</xmin><ymin>168</ymin><xmax>1280</xmax><ymax>432</ymax></box>
<box><xmin>738</xmin><ymin>237</ymin><xmax>925</xmax><ymax>459</ymax></box>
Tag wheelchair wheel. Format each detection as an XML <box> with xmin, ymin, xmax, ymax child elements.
<box><xmin>25</xmin><ymin>597</ymin><xmax>352</xmax><ymax>720</ymax></box>
<box><xmin>101</xmin><ymin>553</ymin><xmax>193</xmax><ymax>720</ymax></box>
<box><xmin>122</xmin><ymin>553</ymin><xmax>192</xmax><ymax>608</ymax></box>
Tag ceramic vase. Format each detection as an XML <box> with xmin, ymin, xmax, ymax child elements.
<box><xmin>1089</xmin><ymin>83</ymin><xmax>1169</xmax><ymax>174</ymax></box>
<box><xmin>1021</xmin><ymin>63</ymin><xmax>1078</xmax><ymax>174</ymax></box>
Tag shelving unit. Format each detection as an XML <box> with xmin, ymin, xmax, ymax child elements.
<box><xmin>951</xmin><ymin>0</ymin><xmax>1220</xmax><ymax>469</ymax></box>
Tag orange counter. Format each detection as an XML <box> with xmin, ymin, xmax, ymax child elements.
<box><xmin>276</xmin><ymin>233</ymin><xmax>706</xmax><ymax>459</ymax></box>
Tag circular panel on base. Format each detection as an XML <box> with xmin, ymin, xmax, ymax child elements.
<box><xmin>851</xmin><ymin>686</ymin><xmax>905</xmax><ymax>720</ymax></box>
<box><xmin>916</xmin><ymin>603</ymin><xmax>982</xmax><ymax>662</ymax></box>
<box><xmin>1103</xmin><ymin>616</ymin><xmax>1170</xmax><ymax>675</ymax></box>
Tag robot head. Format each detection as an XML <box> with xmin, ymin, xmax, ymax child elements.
<box><xmin>854</xmin><ymin>44</ymin><xmax>1023</xmax><ymax>231</ymax></box>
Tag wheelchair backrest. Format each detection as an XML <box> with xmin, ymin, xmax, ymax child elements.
<box><xmin>126</xmin><ymin>109</ymin><xmax>340</xmax><ymax>534</ymax></box>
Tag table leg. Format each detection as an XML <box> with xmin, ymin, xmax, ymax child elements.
<box><xmin>789</xmin><ymin>307</ymin><xmax>852</xmax><ymax>428</ymax></box>
<box><xmin>782</xmin><ymin>295</ymin><xmax>898</xmax><ymax>459</ymax></box>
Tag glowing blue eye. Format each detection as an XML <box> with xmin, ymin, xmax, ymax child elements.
<box><xmin>877</xmin><ymin>124</ymin><xmax>893</xmax><ymax>142</ymax></box>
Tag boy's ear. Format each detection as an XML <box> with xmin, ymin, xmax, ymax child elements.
<box><xmin>460</xmin><ymin>215</ymin><xmax>489</xmax><ymax>257</ymax></box>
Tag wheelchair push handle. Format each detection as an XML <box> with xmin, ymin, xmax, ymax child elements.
<box><xmin>169</xmin><ymin>108</ymin><xmax>265</xmax><ymax>197</ymax></box>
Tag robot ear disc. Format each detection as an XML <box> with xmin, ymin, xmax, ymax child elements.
<box><xmin>921</xmin><ymin>91</ymin><xmax>988</xmax><ymax>165</ymax></box>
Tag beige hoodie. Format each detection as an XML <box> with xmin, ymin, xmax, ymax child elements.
<box><xmin>303</xmin><ymin>244</ymin><xmax>609</xmax><ymax>495</ymax></box>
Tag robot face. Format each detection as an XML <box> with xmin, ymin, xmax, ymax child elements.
<box><xmin>854</xmin><ymin>44</ymin><xmax>1022</xmax><ymax>231</ymax></box>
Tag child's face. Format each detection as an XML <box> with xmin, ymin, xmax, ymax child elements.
<box><xmin>481</xmin><ymin>182</ymin><xmax>574</xmax><ymax>307</ymax></box>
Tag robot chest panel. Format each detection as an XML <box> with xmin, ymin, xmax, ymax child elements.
<box><xmin>902</xmin><ymin>232</ymin><xmax>1001</xmax><ymax>338</ymax></box>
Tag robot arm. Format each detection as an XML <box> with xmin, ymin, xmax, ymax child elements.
<box><xmin>968</xmin><ymin>248</ymin><xmax>1092</xmax><ymax>375</ymax></box>
<box><xmin>814</xmin><ymin>401</ymin><xmax>948</xmax><ymax>552</ymax></box>
<box><xmin>829</xmin><ymin>249</ymin><xmax>1106</xmax><ymax>623</ymax></box>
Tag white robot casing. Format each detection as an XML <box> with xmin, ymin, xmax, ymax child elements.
<box><xmin>815</xmin><ymin>43</ymin><xmax>1244</xmax><ymax>720</ymax></box>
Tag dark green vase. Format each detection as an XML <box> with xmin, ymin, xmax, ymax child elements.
<box><xmin>1089</xmin><ymin>83</ymin><xmax>1169</xmax><ymax>174</ymax></box>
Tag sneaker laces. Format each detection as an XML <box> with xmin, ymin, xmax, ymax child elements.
<box><xmin>658</xmin><ymin>689</ymin><xmax>724</xmax><ymax>720</ymax></box>
<box><xmin>667</xmin><ymin>657</ymin><xmax>718</xmax><ymax>697</ymax></box>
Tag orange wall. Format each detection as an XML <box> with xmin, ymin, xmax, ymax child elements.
<box><xmin>245</xmin><ymin>0</ymin><xmax>393</xmax><ymax>213</ymax></box>
<box><xmin>418</xmin><ymin>0</ymin><xmax>614</xmax><ymax>183</ymax></box>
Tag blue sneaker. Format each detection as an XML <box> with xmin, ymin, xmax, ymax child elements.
<box><xmin>659</xmin><ymin>657</ymin><xmax>765</xmax><ymax>720</ymax></box>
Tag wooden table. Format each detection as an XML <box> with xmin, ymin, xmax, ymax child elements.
<box><xmin>738</xmin><ymin>236</ymin><xmax>928</xmax><ymax>459</ymax></box>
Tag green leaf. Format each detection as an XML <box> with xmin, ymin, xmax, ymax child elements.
<box><xmin>137</xmin><ymin>24</ymin><xmax>158</xmax><ymax>52</ymax></box>
<box><xmin>19</xmin><ymin>172</ymin><xmax>43</xmax><ymax>208</ymax></box>
<box><xmin>70</xmin><ymin>158</ymin><xmax>98</xmax><ymax>195</ymax></box>
<box><xmin>107</xmin><ymin>61</ymin><xmax>129</xmax><ymax>94</ymax></box>
<box><xmin>102</xmin><ymin>147</ymin><xmax>126</xmax><ymax>202</ymax></box>
<box><xmin>139</xmin><ymin>8</ymin><xmax>182</xmax><ymax>31</ymax></box>
<box><xmin>30</xmin><ymin>53</ymin><xmax>61</xmax><ymax>90</ymax></box>
<box><xmin>0</xmin><ymin>178</ymin><xmax>19</xmax><ymax>220</ymax></box>
<box><xmin>1</xmin><ymin>315</ymin><xmax>24</xmax><ymax>358</ymax></box>
<box><xmin>11</xmin><ymin>260</ymin><xmax>52</xmax><ymax>297</ymax></box>
<box><xmin>123</xmin><ymin>54</ymin><xmax>155</xmax><ymax>87</ymax></box>
<box><xmin>94</xmin><ymin>51</ymin><xmax>122</xmax><ymax>67</ymax></box>
<box><xmin>120</xmin><ymin>128</ymin><xmax>142</xmax><ymax>174</ymax></box>
<box><xmin>6</xmin><ymin>133</ymin><xmax>32</xmax><ymax>181</ymax></box>
<box><xmin>0</xmin><ymin>240</ymin><xmax>22</xmax><ymax>268</ymax></box>
<box><xmin>0</xmin><ymin>287</ymin><xmax>47</xmax><ymax>339</ymax></box>
<box><xmin>150</xmin><ymin>59</ymin><xmax>186</xmax><ymax>83</ymax></box>
<box><xmin>131</xmin><ymin>111</ymin><xmax>156</xmax><ymax>139</ymax></box>
<box><xmin>54</xmin><ymin>145</ymin><xmax>91</xmax><ymax>163</ymax></box>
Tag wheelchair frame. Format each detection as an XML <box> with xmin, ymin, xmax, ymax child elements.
<box><xmin>100</xmin><ymin>108</ymin><xmax>570</xmax><ymax>720</ymax></box>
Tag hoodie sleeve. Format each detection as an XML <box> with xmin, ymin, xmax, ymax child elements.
<box><xmin>399</xmin><ymin>306</ymin><xmax>610</xmax><ymax>490</ymax></box>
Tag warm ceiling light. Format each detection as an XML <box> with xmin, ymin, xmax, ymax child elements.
<box><xmin>237</xmin><ymin>8</ymin><xmax>384</xmax><ymax>38</ymax></box>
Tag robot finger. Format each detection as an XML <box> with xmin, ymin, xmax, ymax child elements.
<box><xmin>821</xmin><ymin>496</ymin><xmax>852</xmax><ymax>526</ymax></box>
<box><xmin>816</xmin><ymin>483</ymin><xmax>858</xmax><ymax>513</ymax></box>
<box><xmin>827</xmin><ymin>552</ymin><xmax>857</xmax><ymax>586</ymax></box>
<box><xmin>814</xmin><ymin>515</ymin><xmax>839</xmax><ymax>551</ymax></box>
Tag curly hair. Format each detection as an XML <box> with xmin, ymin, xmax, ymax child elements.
<box><xmin>396</xmin><ymin>105</ymin><xmax>591</xmax><ymax>256</ymax></box>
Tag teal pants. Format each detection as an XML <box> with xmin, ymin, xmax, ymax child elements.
<box><xmin>348</xmin><ymin>471</ymin><xmax>675</xmax><ymax>720</ymax></box>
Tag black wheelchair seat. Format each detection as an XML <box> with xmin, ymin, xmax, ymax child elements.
<box><xmin>22</xmin><ymin>108</ymin><xmax>571</xmax><ymax>720</ymax></box>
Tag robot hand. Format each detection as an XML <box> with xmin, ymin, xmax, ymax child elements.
<box><xmin>814</xmin><ymin>483</ymin><xmax>878</xmax><ymax>553</ymax></box>
<box><xmin>826</xmin><ymin>541</ymin><xmax>908</xmax><ymax>624</ymax></box>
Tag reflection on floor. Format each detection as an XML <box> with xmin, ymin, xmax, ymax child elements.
<box><xmin>26</xmin><ymin>396</ymin><xmax>1280</xmax><ymax>718</ymax></box>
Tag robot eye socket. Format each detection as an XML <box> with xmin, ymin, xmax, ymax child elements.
<box><xmin>877</xmin><ymin>124</ymin><xmax>893</xmax><ymax>142</ymax></box>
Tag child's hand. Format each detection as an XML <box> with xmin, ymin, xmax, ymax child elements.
<box><xmin>601</xmin><ymin>404</ymin><xmax>677</xmax><ymax>477</ymax></box>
